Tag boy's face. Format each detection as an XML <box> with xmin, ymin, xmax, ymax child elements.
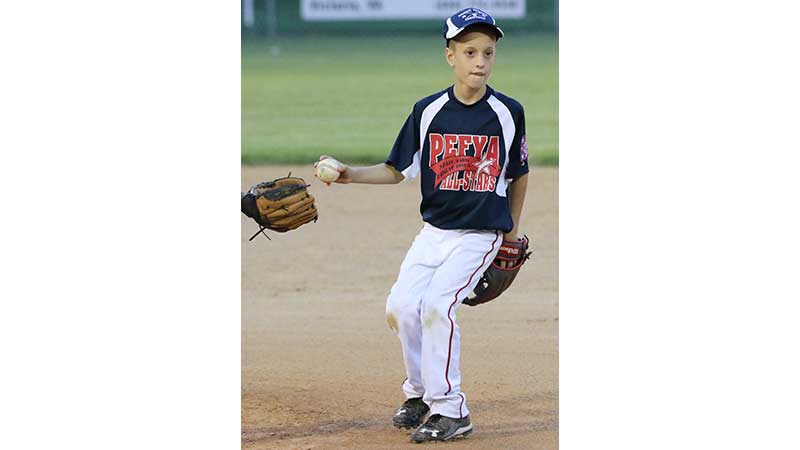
<box><xmin>445</xmin><ymin>30</ymin><xmax>497</xmax><ymax>90</ymax></box>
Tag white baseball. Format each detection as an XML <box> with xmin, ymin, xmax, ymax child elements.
<box><xmin>316</xmin><ymin>159</ymin><xmax>341</xmax><ymax>183</ymax></box>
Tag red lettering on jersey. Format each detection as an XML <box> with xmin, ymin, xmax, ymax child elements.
<box><xmin>485</xmin><ymin>136</ymin><xmax>500</xmax><ymax>165</ymax></box>
<box><xmin>443</xmin><ymin>134</ymin><xmax>458</xmax><ymax>159</ymax></box>
<box><xmin>440</xmin><ymin>174</ymin><xmax>450</xmax><ymax>190</ymax></box>
<box><xmin>462</xmin><ymin>171</ymin><xmax>474</xmax><ymax>191</ymax></box>
<box><xmin>429</xmin><ymin>133</ymin><xmax>444</xmax><ymax>166</ymax></box>
<box><xmin>458</xmin><ymin>135</ymin><xmax>471</xmax><ymax>157</ymax></box>
<box><xmin>441</xmin><ymin>172</ymin><xmax>458</xmax><ymax>190</ymax></box>
<box><xmin>475</xmin><ymin>174</ymin><xmax>487</xmax><ymax>191</ymax></box>
<box><xmin>472</xmin><ymin>135</ymin><xmax>488</xmax><ymax>159</ymax></box>
<box><xmin>428</xmin><ymin>133</ymin><xmax>502</xmax><ymax>192</ymax></box>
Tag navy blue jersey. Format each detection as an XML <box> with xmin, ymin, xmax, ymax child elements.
<box><xmin>386</xmin><ymin>85</ymin><xmax>530</xmax><ymax>233</ymax></box>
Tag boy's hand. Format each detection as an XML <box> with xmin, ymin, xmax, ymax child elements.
<box><xmin>314</xmin><ymin>155</ymin><xmax>352</xmax><ymax>185</ymax></box>
<box><xmin>500</xmin><ymin>233</ymin><xmax>520</xmax><ymax>268</ymax></box>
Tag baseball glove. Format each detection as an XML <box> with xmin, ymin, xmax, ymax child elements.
<box><xmin>463</xmin><ymin>235</ymin><xmax>531</xmax><ymax>306</ymax></box>
<box><xmin>241</xmin><ymin>175</ymin><xmax>318</xmax><ymax>241</ymax></box>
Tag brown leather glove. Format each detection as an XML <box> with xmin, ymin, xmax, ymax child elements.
<box><xmin>241</xmin><ymin>176</ymin><xmax>318</xmax><ymax>240</ymax></box>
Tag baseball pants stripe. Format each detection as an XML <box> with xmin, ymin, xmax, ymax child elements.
<box><xmin>386</xmin><ymin>223</ymin><xmax>501</xmax><ymax>418</ymax></box>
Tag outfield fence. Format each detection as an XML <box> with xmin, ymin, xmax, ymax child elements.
<box><xmin>242</xmin><ymin>0</ymin><xmax>557</xmax><ymax>37</ymax></box>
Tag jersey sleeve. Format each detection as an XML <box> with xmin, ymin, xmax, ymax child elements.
<box><xmin>505</xmin><ymin>106</ymin><xmax>530</xmax><ymax>180</ymax></box>
<box><xmin>385</xmin><ymin>108</ymin><xmax>421</xmax><ymax>180</ymax></box>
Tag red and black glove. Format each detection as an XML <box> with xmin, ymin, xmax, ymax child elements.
<box><xmin>463</xmin><ymin>235</ymin><xmax>532</xmax><ymax>306</ymax></box>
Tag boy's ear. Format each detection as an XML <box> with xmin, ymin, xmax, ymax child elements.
<box><xmin>444</xmin><ymin>46</ymin><xmax>455</xmax><ymax>68</ymax></box>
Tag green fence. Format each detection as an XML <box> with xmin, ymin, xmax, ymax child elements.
<box><xmin>243</xmin><ymin>0</ymin><xmax>558</xmax><ymax>37</ymax></box>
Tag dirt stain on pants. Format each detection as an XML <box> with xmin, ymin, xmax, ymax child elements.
<box><xmin>386</xmin><ymin>313</ymin><xmax>398</xmax><ymax>334</ymax></box>
<box><xmin>423</xmin><ymin>310</ymin><xmax>438</xmax><ymax>330</ymax></box>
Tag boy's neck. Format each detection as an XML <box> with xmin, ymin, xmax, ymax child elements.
<box><xmin>452</xmin><ymin>82</ymin><xmax>487</xmax><ymax>105</ymax></box>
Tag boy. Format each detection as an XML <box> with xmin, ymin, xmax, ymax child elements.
<box><xmin>314</xmin><ymin>7</ymin><xmax>529</xmax><ymax>443</ymax></box>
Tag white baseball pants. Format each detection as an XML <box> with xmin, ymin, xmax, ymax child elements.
<box><xmin>386</xmin><ymin>223</ymin><xmax>501</xmax><ymax>418</ymax></box>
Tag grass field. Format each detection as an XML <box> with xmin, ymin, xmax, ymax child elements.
<box><xmin>242</xmin><ymin>34</ymin><xmax>558</xmax><ymax>166</ymax></box>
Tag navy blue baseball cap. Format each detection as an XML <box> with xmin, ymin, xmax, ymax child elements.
<box><xmin>443</xmin><ymin>7</ymin><xmax>504</xmax><ymax>42</ymax></box>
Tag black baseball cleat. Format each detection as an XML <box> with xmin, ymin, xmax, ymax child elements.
<box><xmin>393</xmin><ymin>397</ymin><xmax>430</xmax><ymax>429</ymax></box>
<box><xmin>410</xmin><ymin>414</ymin><xmax>473</xmax><ymax>443</ymax></box>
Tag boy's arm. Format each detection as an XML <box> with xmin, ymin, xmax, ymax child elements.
<box><xmin>504</xmin><ymin>173</ymin><xmax>529</xmax><ymax>241</ymax></box>
<box><xmin>315</xmin><ymin>156</ymin><xmax>404</xmax><ymax>185</ymax></box>
<box><xmin>346</xmin><ymin>163</ymin><xmax>404</xmax><ymax>184</ymax></box>
<box><xmin>499</xmin><ymin>173</ymin><xmax>529</xmax><ymax>268</ymax></box>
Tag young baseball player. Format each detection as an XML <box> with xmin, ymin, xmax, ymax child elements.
<box><xmin>314</xmin><ymin>7</ymin><xmax>529</xmax><ymax>443</ymax></box>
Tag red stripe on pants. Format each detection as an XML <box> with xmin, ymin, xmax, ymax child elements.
<box><xmin>444</xmin><ymin>232</ymin><xmax>499</xmax><ymax>395</ymax></box>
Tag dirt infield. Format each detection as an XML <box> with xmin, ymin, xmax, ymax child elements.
<box><xmin>242</xmin><ymin>165</ymin><xmax>558</xmax><ymax>450</ymax></box>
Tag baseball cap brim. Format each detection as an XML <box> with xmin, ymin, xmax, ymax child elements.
<box><xmin>444</xmin><ymin>17</ymin><xmax>504</xmax><ymax>40</ymax></box>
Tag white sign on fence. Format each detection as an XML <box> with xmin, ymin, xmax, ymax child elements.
<box><xmin>301</xmin><ymin>0</ymin><xmax>526</xmax><ymax>21</ymax></box>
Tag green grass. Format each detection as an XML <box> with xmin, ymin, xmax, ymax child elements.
<box><xmin>242</xmin><ymin>34</ymin><xmax>558</xmax><ymax>166</ymax></box>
